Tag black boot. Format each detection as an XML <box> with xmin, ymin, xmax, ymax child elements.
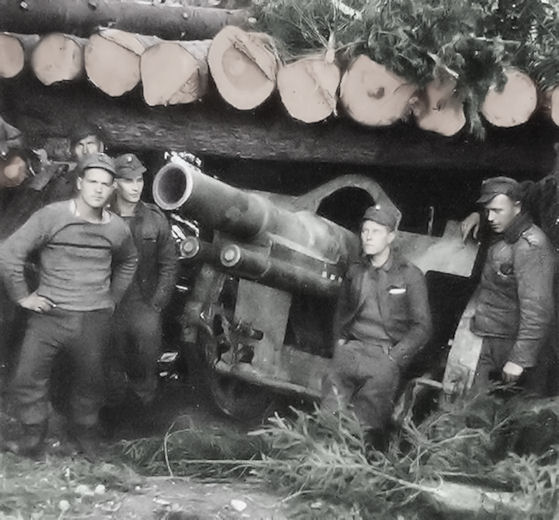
<box><xmin>5</xmin><ymin>422</ymin><xmax>47</xmax><ymax>458</ymax></box>
<box><xmin>69</xmin><ymin>423</ymin><xmax>101</xmax><ymax>460</ymax></box>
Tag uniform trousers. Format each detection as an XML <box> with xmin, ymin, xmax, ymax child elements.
<box><xmin>321</xmin><ymin>340</ymin><xmax>400</xmax><ymax>431</ymax></box>
<box><xmin>111</xmin><ymin>298</ymin><xmax>161</xmax><ymax>405</ymax></box>
<box><xmin>472</xmin><ymin>335</ymin><xmax>550</xmax><ymax>395</ymax></box>
<box><xmin>10</xmin><ymin>308</ymin><xmax>111</xmax><ymax>427</ymax></box>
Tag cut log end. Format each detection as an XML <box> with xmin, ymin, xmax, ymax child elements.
<box><xmin>85</xmin><ymin>31</ymin><xmax>144</xmax><ymax>97</ymax></box>
<box><xmin>31</xmin><ymin>33</ymin><xmax>84</xmax><ymax>86</ymax></box>
<box><xmin>549</xmin><ymin>86</ymin><xmax>559</xmax><ymax>127</ymax></box>
<box><xmin>413</xmin><ymin>77</ymin><xmax>466</xmax><ymax>137</ymax></box>
<box><xmin>277</xmin><ymin>56</ymin><xmax>341</xmax><ymax>124</ymax></box>
<box><xmin>481</xmin><ymin>69</ymin><xmax>537</xmax><ymax>128</ymax></box>
<box><xmin>141</xmin><ymin>40</ymin><xmax>210</xmax><ymax>107</ymax></box>
<box><xmin>208</xmin><ymin>25</ymin><xmax>278</xmax><ymax>111</ymax></box>
<box><xmin>340</xmin><ymin>54</ymin><xmax>417</xmax><ymax>127</ymax></box>
<box><xmin>0</xmin><ymin>155</ymin><xmax>27</xmax><ymax>188</ymax></box>
<box><xmin>0</xmin><ymin>33</ymin><xmax>25</xmax><ymax>78</ymax></box>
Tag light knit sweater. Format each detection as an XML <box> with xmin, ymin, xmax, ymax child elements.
<box><xmin>0</xmin><ymin>200</ymin><xmax>138</xmax><ymax>311</ymax></box>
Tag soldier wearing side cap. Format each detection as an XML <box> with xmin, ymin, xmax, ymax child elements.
<box><xmin>108</xmin><ymin>153</ymin><xmax>177</xmax><ymax>409</ymax></box>
<box><xmin>0</xmin><ymin>153</ymin><xmax>137</xmax><ymax>457</ymax></box>
<box><xmin>462</xmin><ymin>153</ymin><xmax>559</xmax><ymax>395</ymax></box>
<box><xmin>469</xmin><ymin>177</ymin><xmax>555</xmax><ymax>392</ymax></box>
<box><xmin>321</xmin><ymin>204</ymin><xmax>432</xmax><ymax>447</ymax></box>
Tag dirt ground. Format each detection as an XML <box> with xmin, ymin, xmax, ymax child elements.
<box><xmin>98</xmin><ymin>378</ymin><xmax>291</xmax><ymax>519</ymax></box>
<box><xmin>1</xmin><ymin>374</ymin><xmax>295</xmax><ymax>520</ymax></box>
<box><xmin>104</xmin><ymin>477</ymin><xmax>289</xmax><ymax>520</ymax></box>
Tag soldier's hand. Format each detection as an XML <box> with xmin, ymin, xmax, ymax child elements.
<box><xmin>18</xmin><ymin>292</ymin><xmax>56</xmax><ymax>314</ymax></box>
<box><xmin>460</xmin><ymin>212</ymin><xmax>481</xmax><ymax>242</ymax></box>
<box><xmin>502</xmin><ymin>361</ymin><xmax>523</xmax><ymax>383</ymax></box>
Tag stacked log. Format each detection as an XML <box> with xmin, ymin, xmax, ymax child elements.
<box><xmin>140</xmin><ymin>40</ymin><xmax>211</xmax><ymax>107</ymax></box>
<box><xmin>31</xmin><ymin>33</ymin><xmax>86</xmax><ymax>86</ymax></box>
<box><xmin>85</xmin><ymin>29</ymin><xmax>160</xmax><ymax>97</ymax></box>
<box><xmin>208</xmin><ymin>26</ymin><xmax>279</xmax><ymax>110</ymax></box>
<box><xmin>0</xmin><ymin>11</ymin><xmax>557</xmax><ymax>135</ymax></box>
<box><xmin>552</xmin><ymin>87</ymin><xmax>559</xmax><ymax>126</ymax></box>
<box><xmin>412</xmin><ymin>76</ymin><xmax>466</xmax><ymax>137</ymax></box>
<box><xmin>339</xmin><ymin>55</ymin><xmax>417</xmax><ymax>126</ymax></box>
<box><xmin>0</xmin><ymin>33</ymin><xmax>39</xmax><ymax>79</ymax></box>
<box><xmin>0</xmin><ymin>155</ymin><xmax>27</xmax><ymax>188</ymax></box>
<box><xmin>481</xmin><ymin>68</ymin><xmax>538</xmax><ymax>128</ymax></box>
<box><xmin>277</xmin><ymin>54</ymin><xmax>340</xmax><ymax>123</ymax></box>
<box><xmin>543</xmin><ymin>86</ymin><xmax>559</xmax><ymax>127</ymax></box>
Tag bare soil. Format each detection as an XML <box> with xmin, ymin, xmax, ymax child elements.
<box><xmin>108</xmin><ymin>477</ymin><xmax>288</xmax><ymax>519</ymax></box>
<box><xmin>1</xmin><ymin>377</ymin><xmax>294</xmax><ymax>519</ymax></box>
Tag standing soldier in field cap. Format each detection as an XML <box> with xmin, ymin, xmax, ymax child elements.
<box><xmin>462</xmin><ymin>148</ymin><xmax>559</xmax><ymax>394</ymax></box>
<box><xmin>321</xmin><ymin>203</ymin><xmax>432</xmax><ymax>448</ymax></box>
<box><xmin>469</xmin><ymin>176</ymin><xmax>555</xmax><ymax>392</ymax></box>
<box><xmin>0</xmin><ymin>152</ymin><xmax>137</xmax><ymax>457</ymax></box>
<box><xmin>108</xmin><ymin>153</ymin><xmax>177</xmax><ymax>412</ymax></box>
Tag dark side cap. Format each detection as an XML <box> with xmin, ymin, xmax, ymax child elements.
<box><xmin>114</xmin><ymin>153</ymin><xmax>146</xmax><ymax>180</ymax></box>
<box><xmin>362</xmin><ymin>203</ymin><xmax>401</xmax><ymax>231</ymax></box>
<box><xmin>476</xmin><ymin>176</ymin><xmax>521</xmax><ymax>204</ymax></box>
<box><xmin>69</xmin><ymin>121</ymin><xmax>103</xmax><ymax>146</ymax></box>
<box><xmin>78</xmin><ymin>152</ymin><xmax>116</xmax><ymax>176</ymax></box>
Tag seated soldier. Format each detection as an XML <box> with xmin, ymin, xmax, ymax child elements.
<box><xmin>321</xmin><ymin>204</ymin><xmax>432</xmax><ymax>447</ymax></box>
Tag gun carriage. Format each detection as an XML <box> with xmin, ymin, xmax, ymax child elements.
<box><xmin>154</xmin><ymin>157</ymin><xmax>478</xmax><ymax>421</ymax></box>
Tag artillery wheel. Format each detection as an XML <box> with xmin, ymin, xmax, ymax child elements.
<box><xmin>208</xmin><ymin>371</ymin><xmax>276</xmax><ymax>423</ymax></box>
<box><xmin>190</xmin><ymin>269</ymin><xmax>278</xmax><ymax>423</ymax></box>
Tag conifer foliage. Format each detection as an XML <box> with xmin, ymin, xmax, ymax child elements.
<box><xmin>252</xmin><ymin>0</ymin><xmax>559</xmax><ymax>135</ymax></box>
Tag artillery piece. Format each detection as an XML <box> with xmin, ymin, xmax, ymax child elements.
<box><xmin>153</xmin><ymin>157</ymin><xmax>479</xmax><ymax>421</ymax></box>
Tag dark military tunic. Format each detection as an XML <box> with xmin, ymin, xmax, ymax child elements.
<box><xmin>321</xmin><ymin>253</ymin><xmax>432</xmax><ymax>431</ymax></box>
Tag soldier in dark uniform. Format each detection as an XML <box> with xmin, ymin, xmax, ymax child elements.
<box><xmin>321</xmin><ymin>204</ymin><xmax>432</xmax><ymax>446</ymax></box>
<box><xmin>469</xmin><ymin>177</ymin><xmax>555</xmax><ymax>392</ymax></box>
<box><xmin>462</xmin><ymin>157</ymin><xmax>559</xmax><ymax>394</ymax></box>
<box><xmin>0</xmin><ymin>117</ymin><xmax>26</xmax><ymax>375</ymax></box>
<box><xmin>109</xmin><ymin>153</ymin><xmax>177</xmax><ymax>408</ymax></box>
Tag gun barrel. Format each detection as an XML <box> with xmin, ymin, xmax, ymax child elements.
<box><xmin>153</xmin><ymin>157</ymin><xmax>360</xmax><ymax>263</ymax></box>
<box><xmin>220</xmin><ymin>243</ymin><xmax>342</xmax><ymax>297</ymax></box>
<box><xmin>154</xmin><ymin>158</ymin><xmax>269</xmax><ymax>240</ymax></box>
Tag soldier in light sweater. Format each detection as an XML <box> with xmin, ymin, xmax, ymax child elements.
<box><xmin>0</xmin><ymin>152</ymin><xmax>137</xmax><ymax>457</ymax></box>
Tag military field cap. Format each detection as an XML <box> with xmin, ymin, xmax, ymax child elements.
<box><xmin>362</xmin><ymin>203</ymin><xmax>401</xmax><ymax>231</ymax></box>
<box><xmin>78</xmin><ymin>152</ymin><xmax>116</xmax><ymax>176</ymax></box>
<box><xmin>69</xmin><ymin>121</ymin><xmax>103</xmax><ymax>146</ymax></box>
<box><xmin>114</xmin><ymin>153</ymin><xmax>146</xmax><ymax>180</ymax></box>
<box><xmin>476</xmin><ymin>176</ymin><xmax>521</xmax><ymax>204</ymax></box>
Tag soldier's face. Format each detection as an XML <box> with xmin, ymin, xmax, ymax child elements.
<box><xmin>361</xmin><ymin>220</ymin><xmax>395</xmax><ymax>256</ymax></box>
<box><xmin>73</xmin><ymin>135</ymin><xmax>104</xmax><ymax>160</ymax></box>
<box><xmin>77</xmin><ymin>168</ymin><xmax>115</xmax><ymax>209</ymax></box>
<box><xmin>116</xmin><ymin>175</ymin><xmax>144</xmax><ymax>204</ymax></box>
<box><xmin>484</xmin><ymin>194</ymin><xmax>521</xmax><ymax>233</ymax></box>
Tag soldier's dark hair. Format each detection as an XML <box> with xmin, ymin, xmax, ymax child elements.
<box><xmin>69</xmin><ymin>122</ymin><xmax>104</xmax><ymax>147</ymax></box>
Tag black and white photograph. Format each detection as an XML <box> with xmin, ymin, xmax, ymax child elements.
<box><xmin>1</xmin><ymin>0</ymin><xmax>559</xmax><ymax>518</ymax></box>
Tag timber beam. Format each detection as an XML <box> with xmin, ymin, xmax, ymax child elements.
<box><xmin>0</xmin><ymin>0</ymin><xmax>248</xmax><ymax>40</ymax></box>
<box><xmin>3</xmin><ymin>78</ymin><xmax>559</xmax><ymax>174</ymax></box>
